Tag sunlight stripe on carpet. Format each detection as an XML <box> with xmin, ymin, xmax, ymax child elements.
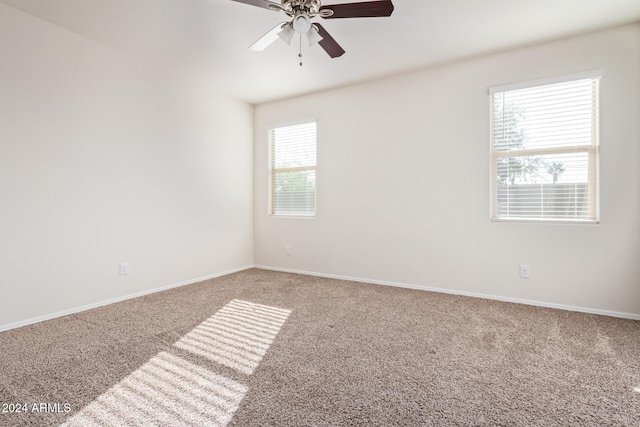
<box><xmin>174</xmin><ymin>299</ymin><xmax>291</xmax><ymax>375</ymax></box>
<box><xmin>61</xmin><ymin>352</ymin><xmax>248</xmax><ymax>427</ymax></box>
<box><xmin>61</xmin><ymin>300</ymin><xmax>291</xmax><ymax>426</ymax></box>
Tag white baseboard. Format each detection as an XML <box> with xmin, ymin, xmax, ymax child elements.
<box><xmin>254</xmin><ymin>265</ymin><xmax>640</xmax><ymax>321</ymax></box>
<box><xmin>3</xmin><ymin>264</ymin><xmax>637</xmax><ymax>333</ymax></box>
<box><xmin>0</xmin><ymin>265</ymin><xmax>254</xmax><ymax>333</ymax></box>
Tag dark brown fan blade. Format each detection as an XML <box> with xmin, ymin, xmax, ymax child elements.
<box><xmin>320</xmin><ymin>0</ymin><xmax>394</xmax><ymax>19</ymax></box>
<box><xmin>314</xmin><ymin>24</ymin><xmax>345</xmax><ymax>58</ymax></box>
<box><xmin>231</xmin><ymin>0</ymin><xmax>280</xmax><ymax>11</ymax></box>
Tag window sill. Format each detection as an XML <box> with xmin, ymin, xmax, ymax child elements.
<box><xmin>269</xmin><ymin>214</ymin><xmax>317</xmax><ymax>219</ymax></box>
<box><xmin>491</xmin><ymin>218</ymin><xmax>599</xmax><ymax>225</ymax></box>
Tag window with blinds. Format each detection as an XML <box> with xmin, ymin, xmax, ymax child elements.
<box><xmin>269</xmin><ymin>121</ymin><xmax>317</xmax><ymax>216</ymax></box>
<box><xmin>490</xmin><ymin>73</ymin><xmax>600</xmax><ymax>223</ymax></box>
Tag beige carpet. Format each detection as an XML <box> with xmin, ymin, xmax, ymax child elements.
<box><xmin>0</xmin><ymin>269</ymin><xmax>639</xmax><ymax>426</ymax></box>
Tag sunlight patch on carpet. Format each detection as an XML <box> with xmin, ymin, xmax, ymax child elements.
<box><xmin>634</xmin><ymin>386</ymin><xmax>640</xmax><ymax>394</ymax></box>
<box><xmin>61</xmin><ymin>299</ymin><xmax>291</xmax><ymax>426</ymax></box>
<box><xmin>61</xmin><ymin>352</ymin><xmax>248</xmax><ymax>427</ymax></box>
<box><xmin>174</xmin><ymin>299</ymin><xmax>292</xmax><ymax>375</ymax></box>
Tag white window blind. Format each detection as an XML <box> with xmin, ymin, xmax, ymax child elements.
<box><xmin>269</xmin><ymin>122</ymin><xmax>317</xmax><ymax>216</ymax></box>
<box><xmin>490</xmin><ymin>74</ymin><xmax>600</xmax><ymax>223</ymax></box>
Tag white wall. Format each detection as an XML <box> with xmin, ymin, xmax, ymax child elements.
<box><xmin>254</xmin><ymin>24</ymin><xmax>640</xmax><ymax>317</ymax></box>
<box><xmin>0</xmin><ymin>4</ymin><xmax>254</xmax><ymax>329</ymax></box>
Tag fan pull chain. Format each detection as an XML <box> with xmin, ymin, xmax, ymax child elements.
<box><xmin>298</xmin><ymin>33</ymin><xmax>303</xmax><ymax>66</ymax></box>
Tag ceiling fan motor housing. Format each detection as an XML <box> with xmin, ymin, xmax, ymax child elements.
<box><xmin>282</xmin><ymin>0</ymin><xmax>321</xmax><ymax>16</ymax></box>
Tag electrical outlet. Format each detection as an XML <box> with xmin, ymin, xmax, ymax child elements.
<box><xmin>285</xmin><ymin>245</ymin><xmax>292</xmax><ymax>256</ymax></box>
<box><xmin>519</xmin><ymin>265</ymin><xmax>530</xmax><ymax>279</ymax></box>
<box><xmin>119</xmin><ymin>262</ymin><xmax>129</xmax><ymax>276</ymax></box>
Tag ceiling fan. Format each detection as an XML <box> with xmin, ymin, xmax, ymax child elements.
<box><xmin>232</xmin><ymin>0</ymin><xmax>394</xmax><ymax>62</ymax></box>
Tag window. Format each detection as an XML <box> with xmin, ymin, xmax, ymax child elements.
<box><xmin>490</xmin><ymin>72</ymin><xmax>600</xmax><ymax>223</ymax></box>
<box><xmin>269</xmin><ymin>121</ymin><xmax>317</xmax><ymax>216</ymax></box>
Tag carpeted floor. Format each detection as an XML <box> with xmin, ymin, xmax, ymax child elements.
<box><xmin>0</xmin><ymin>268</ymin><xmax>639</xmax><ymax>426</ymax></box>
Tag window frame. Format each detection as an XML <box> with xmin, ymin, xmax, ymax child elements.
<box><xmin>489</xmin><ymin>71</ymin><xmax>601</xmax><ymax>224</ymax></box>
<box><xmin>268</xmin><ymin>120</ymin><xmax>318</xmax><ymax>218</ymax></box>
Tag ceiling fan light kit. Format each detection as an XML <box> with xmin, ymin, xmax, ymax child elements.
<box><xmin>277</xmin><ymin>23</ymin><xmax>296</xmax><ymax>44</ymax></box>
<box><xmin>306</xmin><ymin>25</ymin><xmax>324</xmax><ymax>47</ymax></box>
<box><xmin>293</xmin><ymin>14</ymin><xmax>312</xmax><ymax>33</ymax></box>
<box><xmin>233</xmin><ymin>0</ymin><xmax>394</xmax><ymax>64</ymax></box>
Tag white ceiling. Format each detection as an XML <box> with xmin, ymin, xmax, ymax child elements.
<box><xmin>2</xmin><ymin>0</ymin><xmax>640</xmax><ymax>104</ymax></box>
